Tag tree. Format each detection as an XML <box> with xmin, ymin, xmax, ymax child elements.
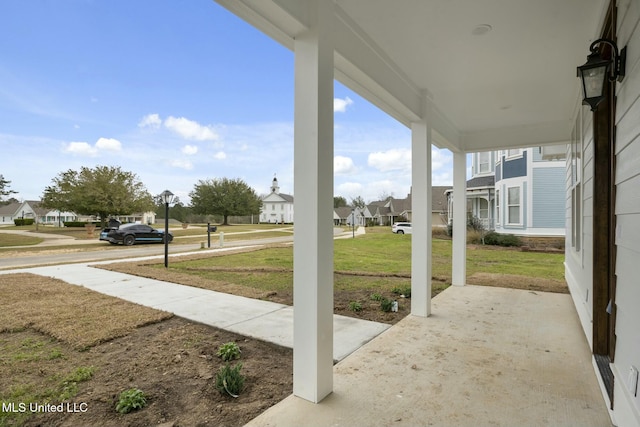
<box><xmin>190</xmin><ymin>178</ymin><xmax>262</xmax><ymax>225</ymax></box>
<box><xmin>0</xmin><ymin>175</ymin><xmax>17</xmax><ymax>204</ymax></box>
<box><xmin>350</xmin><ymin>195</ymin><xmax>366</xmax><ymax>209</ymax></box>
<box><xmin>41</xmin><ymin>166</ymin><xmax>155</xmax><ymax>227</ymax></box>
<box><xmin>333</xmin><ymin>196</ymin><xmax>348</xmax><ymax>208</ymax></box>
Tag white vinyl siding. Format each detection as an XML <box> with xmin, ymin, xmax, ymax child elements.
<box><xmin>610</xmin><ymin>2</ymin><xmax>640</xmax><ymax>420</ymax></box>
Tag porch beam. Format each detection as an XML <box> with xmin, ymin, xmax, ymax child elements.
<box><xmin>292</xmin><ymin>0</ymin><xmax>334</xmax><ymax>403</ymax></box>
<box><xmin>452</xmin><ymin>150</ymin><xmax>467</xmax><ymax>286</ymax></box>
<box><xmin>410</xmin><ymin>94</ymin><xmax>433</xmax><ymax>317</ymax></box>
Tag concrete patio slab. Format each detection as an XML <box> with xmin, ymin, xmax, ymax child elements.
<box><xmin>246</xmin><ymin>285</ymin><xmax>613</xmax><ymax>427</ymax></box>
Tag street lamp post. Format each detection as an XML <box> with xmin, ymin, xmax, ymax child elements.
<box><xmin>160</xmin><ymin>190</ymin><xmax>174</xmax><ymax>268</ymax></box>
<box><xmin>351</xmin><ymin>209</ymin><xmax>355</xmax><ymax>238</ymax></box>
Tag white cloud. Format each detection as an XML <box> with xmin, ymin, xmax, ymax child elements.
<box><xmin>182</xmin><ymin>144</ymin><xmax>198</xmax><ymax>155</ymax></box>
<box><xmin>334</xmin><ymin>96</ymin><xmax>354</xmax><ymax>113</ymax></box>
<box><xmin>164</xmin><ymin>116</ymin><xmax>218</xmax><ymax>141</ymax></box>
<box><xmin>213</xmin><ymin>151</ymin><xmax>227</xmax><ymax>160</ymax></box>
<box><xmin>334</xmin><ymin>155</ymin><xmax>356</xmax><ymax>175</ymax></box>
<box><xmin>63</xmin><ymin>138</ymin><xmax>122</xmax><ymax>157</ymax></box>
<box><xmin>169</xmin><ymin>159</ymin><xmax>193</xmax><ymax>170</ymax></box>
<box><xmin>336</xmin><ymin>181</ymin><xmax>363</xmax><ymax>197</ymax></box>
<box><xmin>368</xmin><ymin>148</ymin><xmax>411</xmax><ymax>172</ymax></box>
<box><xmin>138</xmin><ymin>113</ymin><xmax>162</xmax><ymax>128</ymax></box>
<box><xmin>95</xmin><ymin>137</ymin><xmax>122</xmax><ymax>152</ymax></box>
<box><xmin>64</xmin><ymin>141</ymin><xmax>95</xmax><ymax>156</ymax></box>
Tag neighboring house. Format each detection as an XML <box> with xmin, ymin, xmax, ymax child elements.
<box><xmin>0</xmin><ymin>200</ymin><xmax>76</xmax><ymax>225</ymax></box>
<box><xmin>364</xmin><ymin>187</ymin><xmax>451</xmax><ymax>227</ymax></box>
<box><xmin>260</xmin><ymin>175</ymin><xmax>294</xmax><ymax>224</ymax></box>
<box><xmin>446</xmin><ymin>148</ymin><xmax>566</xmax><ymax>236</ymax></box>
<box><xmin>110</xmin><ymin>212</ymin><xmax>157</xmax><ymax>225</ymax></box>
<box><xmin>0</xmin><ymin>200</ymin><xmax>153</xmax><ymax>226</ymax></box>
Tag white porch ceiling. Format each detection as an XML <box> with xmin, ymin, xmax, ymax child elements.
<box><xmin>214</xmin><ymin>0</ymin><xmax>608</xmax><ymax>152</ymax></box>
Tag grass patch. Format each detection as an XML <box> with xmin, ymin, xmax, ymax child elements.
<box><xmin>0</xmin><ymin>233</ymin><xmax>43</xmax><ymax>247</ymax></box>
<box><xmin>0</xmin><ymin>273</ymin><xmax>172</xmax><ymax>349</ymax></box>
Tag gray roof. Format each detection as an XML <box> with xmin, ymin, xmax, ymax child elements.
<box><xmin>466</xmin><ymin>176</ymin><xmax>494</xmax><ymax>189</ymax></box>
<box><xmin>0</xmin><ymin>202</ymin><xmax>20</xmax><ymax>215</ymax></box>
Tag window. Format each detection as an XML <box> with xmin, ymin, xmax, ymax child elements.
<box><xmin>495</xmin><ymin>190</ymin><xmax>500</xmax><ymax>225</ymax></box>
<box><xmin>507</xmin><ymin>149</ymin><xmax>521</xmax><ymax>158</ymax></box>
<box><xmin>271</xmin><ymin>204</ymin><xmax>275</xmax><ymax>211</ymax></box>
<box><xmin>478</xmin><ymin>152</ymin><xmax>490</xmax><ymax>174</ymax></box>
<box><xmin>507</xmin><ymin>187</ymin><xmax>520</xmax><ymax>224</ymax></box>
<box><xmin>478</xmin><ymin>199</ymin><xmax>489</xmax><ymax>219</ymax></box>
<box><xmin>570</xmin><ymin>113</ymin><xmax>582</xmax><ymax>252</ymax></box>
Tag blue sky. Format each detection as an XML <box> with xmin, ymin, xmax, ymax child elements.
<box><xmin>0</xmin><ymin>0</ymin><xmax>454</xmax><ymax>205</ymax></box>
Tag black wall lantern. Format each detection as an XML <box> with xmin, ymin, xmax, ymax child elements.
<box><xmin>577</xmin><ymin>38</ymin><xmax>627</xmax><ymax>111</ymax></box>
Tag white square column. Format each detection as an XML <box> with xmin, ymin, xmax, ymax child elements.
<box><xmin>410</xmin><ymin>98</ymin><xmax>433</xmax><ymax>317</ymax></box>
<box><xmin>452</xmin><ymin>150</ymin><xmax>467</xmax><ymax>286</ymax></box>
<box><xmin>292</xmin><ymin>0</ymin><xmax>334</xmax><ymax>403</ymax></box>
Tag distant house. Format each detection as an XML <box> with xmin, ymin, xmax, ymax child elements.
<box><xmin>362</xmin><ymin>187</ymin><xmax>451</xmax><ymax>227</ymax></box>
<box><xmin>446</xmin><ymin>147</ymin><xmax>566</xmax><ymax>236</ymax></box>
<box><xmin>260</xmin><ymin>175</ymin><xmax>294</xmax><ymax>224</ymax></box>
<box><xmin>0</xmin><ymin>200</ymin><xmax>154</xmax><ymax>226</ymax></box>
<box><xmin>0</xmin><ymin>200</ymin><xmax>76</xmax><ymax>225</ymax></box>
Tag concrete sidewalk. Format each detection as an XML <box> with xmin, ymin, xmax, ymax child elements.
<box><xmin>0</xmin><ymin>254</ymin><xmax>389</xmax><ymax>362</ymax></box>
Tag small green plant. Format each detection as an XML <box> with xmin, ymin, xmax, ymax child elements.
<box><xmin>392</xmin><ymin>286</ymin><xmax>411</xmax><ymax>298</ymax></box>
<box><xmin>215</xmin><ymin>363</ymin><xmax>245</xmax><ymax>398</ymax></box>
<box><xmin>59</xmin><ymin>366</ymin><xmax>94</xmax><ymax>401</ymax></box>
<box><xmin>116</xmin><ymin>388</ymin><xmax>147</xmax><ymax>414</ymax></box>
<box><xmin>380</xmin><ymin>297</ymin><xmax>394</xmax><ymax>312</ymax></box>
<box><xmin>370</xmin><ymin>293</ymin><xmax>383</xmax><ymax>302</ymax></box>
<box><xmin>217</xmin><ymin>342</ymin><xmax>241</xmax><ymax>362</ymax></box>
<box><xmin>348</xmin><ymin>301</ymin><xmax>363</xmax><ymax>312</ymax></box>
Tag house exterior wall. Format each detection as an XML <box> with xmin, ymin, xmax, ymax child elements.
<box><xmin>566</xmin><ymin>2</ymin><xmax>640</xmax><ymax>424</ymax></box>
<box><xmin>532</xmin><ymin>169</ymin><xmax>565</xmax><ymax>228</ymax></box>
<box><xmin>566</xmin><ymin>104</ymin><xmax>594</xmax><ymax>344</ymax></box>
<box><xmin>611</xmin><ymin>1</ymin><xmax>640</xmax><ymax>423</ymax></box>
<box><xmin>501</xmin><ymin>150</ymin><xmax>527</xmax><ymax>179</ymax></box>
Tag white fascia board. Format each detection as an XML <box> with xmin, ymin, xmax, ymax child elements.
<box><xmin>461</xmin><ymin>120</ymin><xmax>572</xmax><ymax>153</ymax></box>
<box><xmin>214</xmin><ymin>0</ymin><xmax>306</xmax><ymax>50</ymax></box>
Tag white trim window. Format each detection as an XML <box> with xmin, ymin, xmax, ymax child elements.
<box><xmin>478</xmin><ymin>198</ymin><xmax>489</xmax><ymax>219</ymax></box>
<box><xmin>507</xmin><ymin>186</ymin><xmax>521</xmax><ymax>225</ymax></box>
<box><xmin>570</xmin><ymin>113</ymin><xmax>582</xmax><ymax>252</ymax></box>
<box><xmin>478</xmin><ymin>151</ymin><xmax>491</xmax><ymax>174</ymax></box>
<box><xmin>507</xmin><ymin>148</ymin><xmax>521</xmax><ymax>158</ymax></box>
<box><xmin>495</xmin><ymin>189</ymin><xmax>500</xmax><ymax>225</ymax></box>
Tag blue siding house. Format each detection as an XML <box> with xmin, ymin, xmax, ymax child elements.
<box><xmin>449</xmin><ymin>147</ymin><xmax>566</xmax><ymax>237</ymax></box>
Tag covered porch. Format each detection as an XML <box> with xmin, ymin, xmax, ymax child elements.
<box><xmin>247</xmin><ymin>285</ymin><xmax>612</xmax><ymax>426</ymax></box>
<box><xmin>213</xmin><ymin>0</ymin><xmax>613</xmax><ymax>419</ymax></box>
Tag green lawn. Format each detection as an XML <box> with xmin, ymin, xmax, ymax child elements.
<box><xmin>161</xmin><ymin>228</ymin><xmax>565</xmax><ymax>295</ymax></box>
<box><xmin>0</xmin><ymin>234</ymin><xmax>43</xmax><ymax>247</ymax></box>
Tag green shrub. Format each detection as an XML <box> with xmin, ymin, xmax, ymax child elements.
<box><xmin>13</xmin><ymin>218</ymin><xmax>35</xmax><ymax>226</ymax></box>
<box><xmin>392</xmin><ymin>286</ymin><xmax>411</xmax><ymax>298</ymax></box>
<box><xmin>215</xmin><ymin>363</ymin><xmax>245</xmax><ymax>397</ymax></box>
<box><xmin>115</xmin><ymin>388</ymin><xmax>147</xmax><ymax>414</ymax></box>
<box><xmin>380</xmin><ymin>298</ymin><xmax>394</xmax><ymax>312</ymax></box>
<box><xmin>348</xmin><ymin>301</ymin><xmax>363</xmax><ymax>312</ymax></box>
<box><xmin>217</xmin><ymin>342</ymin><xmax>241</xmax><ymax>362</ymax></box>
<box><xmin>370</xmin><ymin>293</ymin><xmax>383</xmax><ymax>302</ymax></box>
<box><xmin>483</xmin><ymin>232</ymin><xmax>521</xmax><ymax>247</ymax></box>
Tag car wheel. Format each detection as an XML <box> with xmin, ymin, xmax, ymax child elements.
<box><xmin>397</xmin><ymin>230</ymin><xmax>404</xmax><ymax>234</ymax></box>
<box><xmin>167</xmin><ymin>235</ymin><xmax>173</xmax><ymax>243</ymax></box>
<box><xmin>123</xmin><ymin>235</ymin><xmax>135</xmax><ymax>246</ymax></box>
